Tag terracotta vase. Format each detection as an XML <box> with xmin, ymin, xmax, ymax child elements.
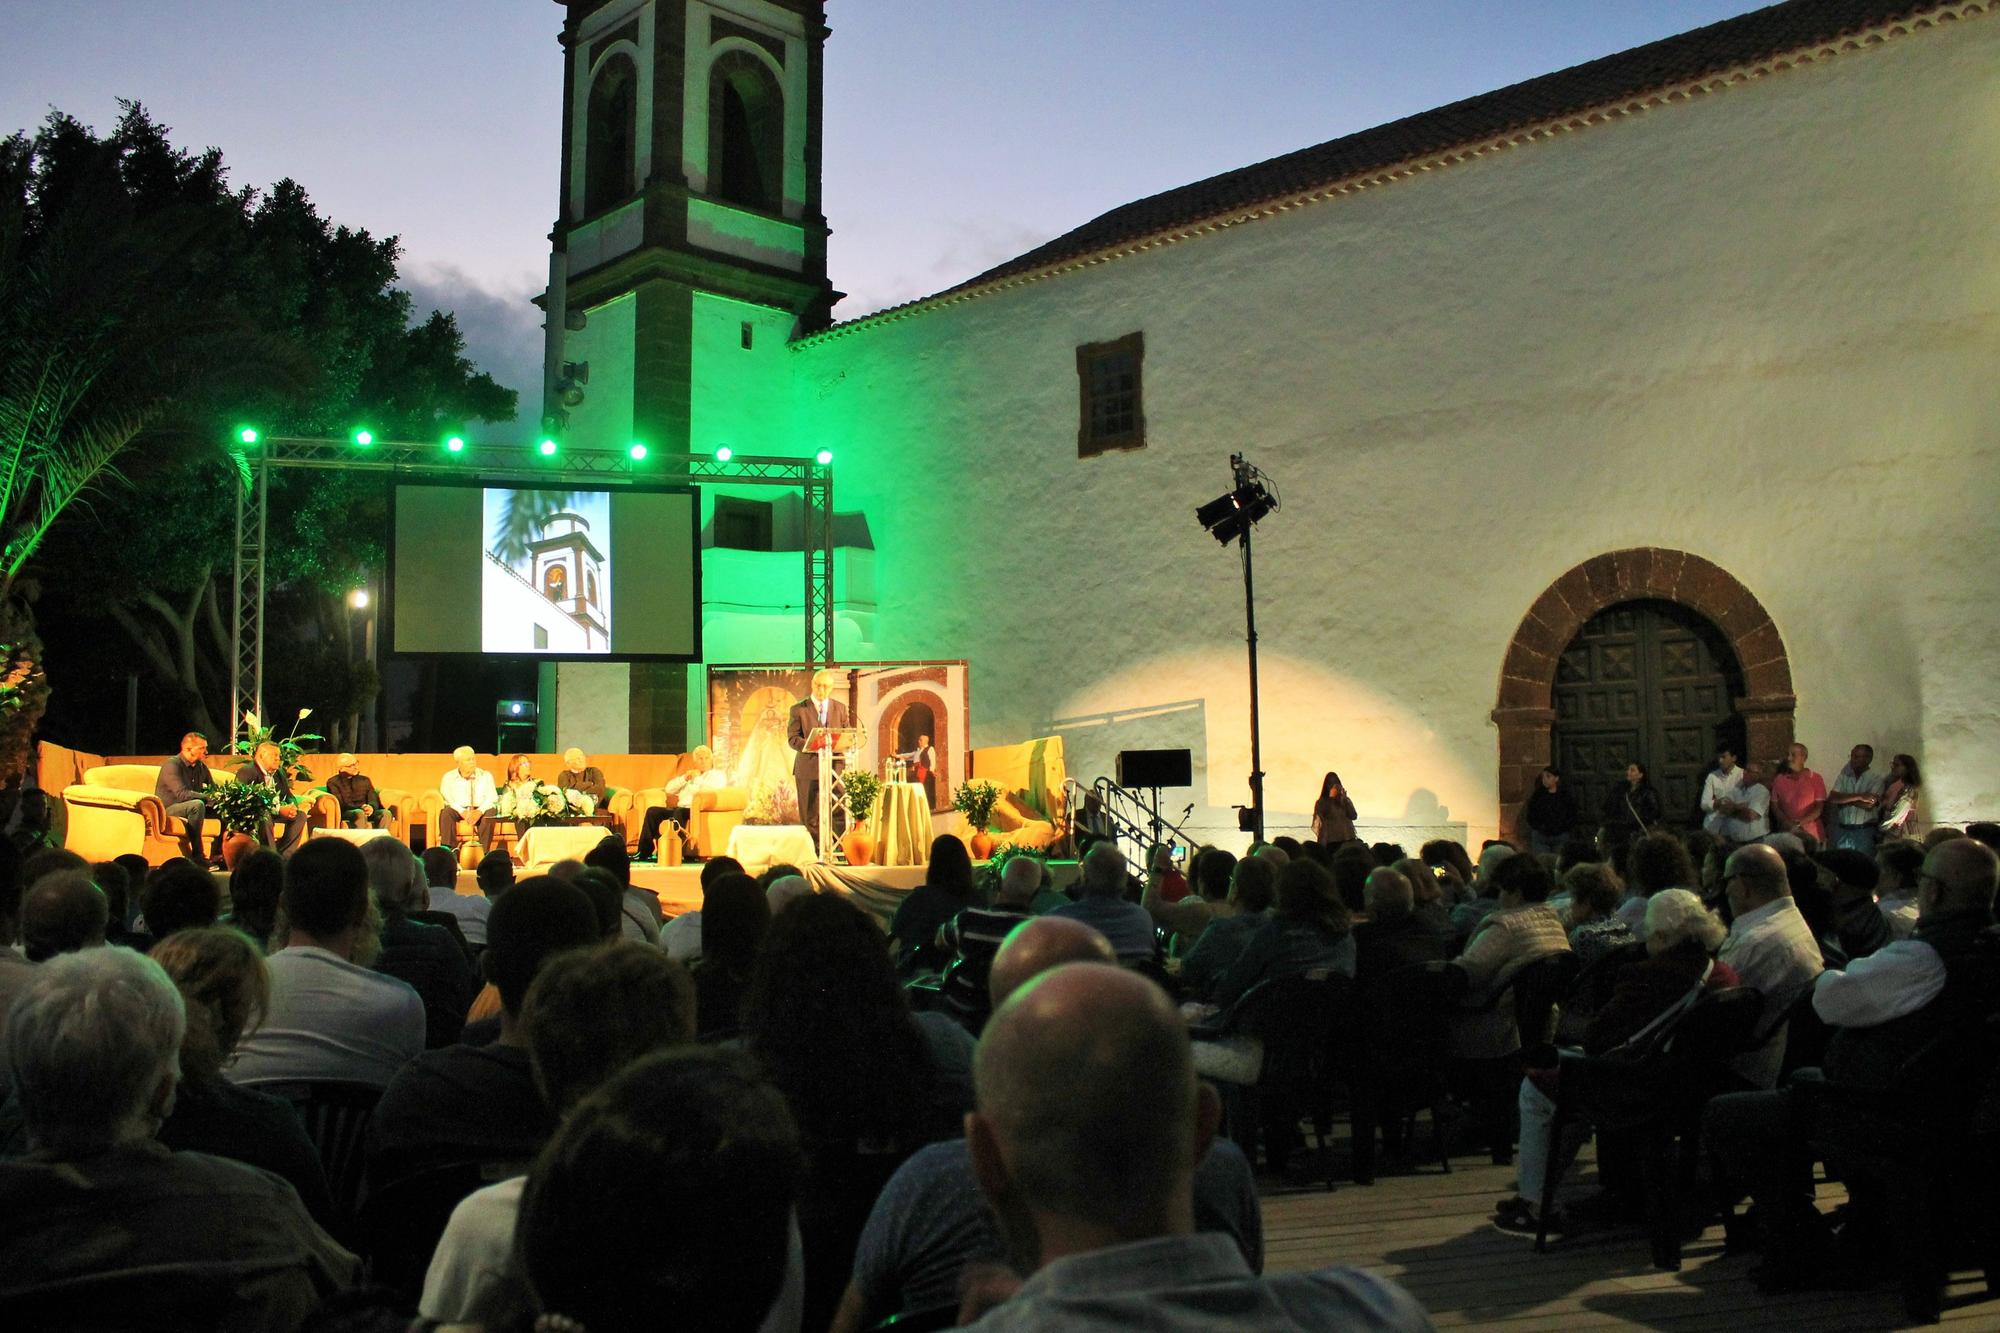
<box><xmin>220</xmin><ymin>831</ymin><xmax>257</xmax><ymax>870</ymax></box>
<box><xmin>457</xmin><ymin>839</ymin><xmax>483</xmax><ymax>871</ymax></box>
<box><xmin>842</xmin><ymin>822</ymin><xmax>876</xmax><ymax>867</ymax></box>
<box><xmin>969</xmin><ymin>830</ymin><xmax>996</xmax><ymax>860</ymax></box>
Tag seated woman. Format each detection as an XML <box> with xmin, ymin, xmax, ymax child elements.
<box><xmin>1177</xmin><ymin>856</ymin><xmax>1277</xmax><ymax>997</ymax></box>
<box><xmin>1560</xmin><ymin>862</ymin><xmax>1635</xmax><ymax>969</ymax></box>
<box><xmin>886</xmin><ymin>835</ymin><xmax>976</xmax><ymax>977</ymax></box>
<box><xmin>1493</xmin><ymin>888</ymin><xmax>1738</xmax><ymax>1237</ymax></box>
<box><xmin>691</xmin><ymin>872</ymin><xmax>770</xmax><ymax>1040</ymax></box>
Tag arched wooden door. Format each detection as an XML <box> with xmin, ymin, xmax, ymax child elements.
<box><xmin>1552</xmin><ymin>599</ymin><xmax>1745</xmax><ymax>830</ymax></box>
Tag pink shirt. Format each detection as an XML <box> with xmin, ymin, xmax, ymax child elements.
<box><xmin>1771</xmin><ymin>769</ymin><xmax>1828</xmax><ymax>842</ymax></box>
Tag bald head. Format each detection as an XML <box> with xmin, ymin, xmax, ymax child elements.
<box><xmin>1724</xmin><ymin>842</ymin><xmax>1789</xmax><ymax>913</ymax></box>
<box><xmin>1364</xmin><ymin>867</ymin><xmax>1413</xmax><ymax>920</ymax></box>
<box><xmin>988</xmin><ymin>916</ymin><xmax>1115</xmax><ymax>1007</ymax></box>
<box><xmin>972</xmin><ymin>963</ymin><xmax>1213</xmax><ymax>1244</ymax></box>
<box><xmin>1921</xmin><ymin>837</ymin><xmax>1999</xmax><ymax>917</ymax></box>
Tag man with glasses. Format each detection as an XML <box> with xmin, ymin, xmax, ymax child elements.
<box><xmin>1716</xmin><ymin>843</ymin><xmax>1823</xmax><ymax>1089</ymax></box>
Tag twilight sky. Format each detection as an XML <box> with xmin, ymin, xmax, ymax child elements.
<box><xmin>1</xmin><ymin>1</ymin><xmax>1767</xmax><ymax>434</ymax></box>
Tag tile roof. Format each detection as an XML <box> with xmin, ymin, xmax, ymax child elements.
<box><xmin>810</xmin><ymin>0</ymin><xmax>1975</xmax><ymax>338</ymax></box>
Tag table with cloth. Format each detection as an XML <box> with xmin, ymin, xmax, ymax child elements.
<box><xmin>515</xmin><ymin>823</ymin><xmax>622</xmax><ymax>867</ymax></box>
<box><xmin>725</xmin><ymin>823</ymin><xmax>820</xmax><ymax>869</ymax></box>
<box><xmin>872</xmin><ymin>781</ymin><xmax>934</xmax><ymax>867</ymax></box>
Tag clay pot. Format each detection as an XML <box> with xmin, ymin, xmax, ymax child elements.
<box><xmin>842</xmin><ymin>823</ymin><xmax>876</xmax><ymax>867</ymax></box>
<box><xmin>969</xmin><ymin>830</ymin><xmax>996</xmax><ymax>861</ymax></box>
<box><xmin>457</xmin><ymin>839</ymin><xmax>483</xmax><ymax>871</ymax></box>
<box><xmin>220</xmin><ymin>832</ymin><xmax>257</xmax><ymax>870</ymax></box>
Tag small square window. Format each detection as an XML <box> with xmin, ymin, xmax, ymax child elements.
<box><xmin>714</xmin><ymin>496</ymin><xmax>774</xmax><ymax>551</ymax></box>
<box><xmin>1076</xmin><ymin>332</ymin><xmax>1145</xmax><ymax>457</ymax></box>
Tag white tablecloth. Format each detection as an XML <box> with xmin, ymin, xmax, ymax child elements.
<box><xmin>516</xmin><ymin>824</ymin><xmax>621</xmax><ymax>867</ymax></box>
<box><xmin>309</xmin><ymin>828</ymin><xmax>398</xmax><ymax>845</ymax></box>
<box><xmin>725</xmin><ymin>823</ymin><xmax>819</xmax><ymax>868</ymax></box>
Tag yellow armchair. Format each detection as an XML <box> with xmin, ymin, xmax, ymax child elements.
<box><xmin>689</xmin><ymin>787</ymin><xmax>747</xmax><ymax>859</ymax></box>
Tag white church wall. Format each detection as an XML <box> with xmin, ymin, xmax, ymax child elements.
<box><xmin>559</xmin><ymin>291</ymin><xmax>637</xmax><ymax>451</ymax></box>
<box><xmin>792</xmin><ymin>16</ymin><xmax>2000</xmax><ymax>845</ymax></box>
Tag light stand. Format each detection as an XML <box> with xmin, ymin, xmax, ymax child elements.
<box><xmin>1195</xmin><ymin>454</ymin><xmax>1279</xmax><ymax>843</ymax></box>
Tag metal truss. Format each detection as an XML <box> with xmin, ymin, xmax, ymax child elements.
<box><xmin>227</xmin><ymin>436</ymin><xmax>835</xmax><ymax>727</ymax></box>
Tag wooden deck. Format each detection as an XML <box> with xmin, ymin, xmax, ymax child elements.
<box><xmin>1258</xmin><ymin>1145</ymin><xmax>1997</xmax><ymax>1329</ymax></box>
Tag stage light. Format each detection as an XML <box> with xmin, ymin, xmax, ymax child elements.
<box><xmin>348</xmin><ymin>588</ymin><xmax>370</xmax><ymax>610</ymax></box>
<box><xmin>628</xmin><ymin>442</ymin><xmax>648</xmax><ymax>461</ymax></box>
<box><xmin>509</xmin><ymin>702</ymin><xmax>524</xmax><ymax>716</ymax></box>
<box><xmin>1195</xmin><ymin>478</ymin><xmax>1276</xmax><ymax>545</ymax></box>
<box><xmin>815</xmin><ymin>448</ymin><xmax>833</xmax><ymax>465</ymax></box>
<box><xmin>444</xmin><ymin>435</ymin><xmax>466</xmax><ymax>453</ymax></box>
<box><xmin>714</xmin><ymin>446</ymin><xmax>733</xmax><ymax>463</ymax></box>
<box><xmin>537</xmin><ymin>437</ymin><xmax>558</xmax><ymax>457</ymax></box>
<box><xmin>352</xmin><ymin>428</ymin><xmax>374</xmax><ymax>447</ymax></box>
<box><xmin>235</xmin><ymin>426</ymin><xmax>260</xmax><ymax>446</ymax></box>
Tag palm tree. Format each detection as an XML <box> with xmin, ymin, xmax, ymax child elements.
<box><xmin>491</xmin><ymin>489</ymin><xmax>581</xmax><ymax>566</ymax></box>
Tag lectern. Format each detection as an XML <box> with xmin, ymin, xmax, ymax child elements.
<box><xmin>805</xmin><ymin>724</ymin><xmax>868</xmax><ymax>860</ymax></box>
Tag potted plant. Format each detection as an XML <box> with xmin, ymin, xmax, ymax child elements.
<box><xmin>205</xmin><ymin>780</ymin><xmax>278</xmax><ymax>868</ymax></box>
<box><xmin>953</xmin><ymin>778</ymin><xmax>1002</xmax><ymax>860</ymax></box>
<box><xmin>841</xmin><ymin>770</ymin><xmax>881</xmax><ymax>866</ymax></box>
<box><xmin>232</xmin><ymin>707</ymin><xmax>324</xmax><ymax>788</ymax></box>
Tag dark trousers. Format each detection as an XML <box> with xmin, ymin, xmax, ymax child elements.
<box><xmin>164</xmin><ymin>799</ymin><xmax>222</xmax><ymax>859</ymax></box>
<box><xmin>259</xmin><ymin>808</ymin><xmax>316</xmax><ymax>854</ymax></box>
<box><xmin>437</xmin><ymin>808</ymin><xmax>496</xmax><ymax>850</ymax></box>
<box><xmin>343</xmin><ymin>807</ymin><xmax>393</xmax><ymax>830</ymax></box>
<box><xmin>1705</xmin><ymin>1083</ymin><xmax>1820</xmax><ymax>1264</ymax></box>
<box><xmin>636</xmin><ymin>805</ymin><xmax>687</xmax><ymax>861</ymax></box>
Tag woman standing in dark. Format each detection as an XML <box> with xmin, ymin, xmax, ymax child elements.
<box><xmin>1520</xmin><ymin>766</ymin><xmax>1580</xmax><ymax>858</ymax></box>
<box><xmin>1599</xmin><ymin>761</ymin><xmax>1663</xmax><ymax>848</ymax></box>
<box><xmin>1312</xmin><ymin>772</ymin><xmax>1357</xmax><ymax>847</ymax></box>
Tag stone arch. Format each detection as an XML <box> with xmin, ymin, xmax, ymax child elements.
<box><xmin>1491</xmin><ymin>548</ymin><xmax>1796</xmax><ymax>843</ymax></box>
<box><xmin>583</xmin><ymin>51</ymin><xmax>640</xmax><ymax>216</ymax></box>
<box><xmin>881</xmin><ymin>686</ymin><xmax>950</xmax><ymax>812</ymax></box>
<box><xmin>706</xmin><ymin>47</ymin><xmax>785</xmax><ymax>212</ymax></box>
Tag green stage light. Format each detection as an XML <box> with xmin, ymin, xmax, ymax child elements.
<box><xmin>714</xmin><ymin>446</ymin><xmax>733</xmax><ymax>462</ymax></box>
<box><xmin>815</xmin><ymin>448</ymin><xmax>833</xmax><ymax>465</ymax></box>
<box><xmin>628</xmin><ymin>442</ymin><xmax>649</xmax><ymax>461</ymax></box>
<box><xmin>445</xmin><ymin>435</ymin><xmax>466</xmax><ymax>453</ymax></box>
<box><xmin>538</xmin><ymin>437</ymin><xmax>559</xmax><ymax>457</ymax></box>
<box><xmin>235</xmin><ymin>427</ymin><xmax>259</xmax><ymax>446</ymax></box>
<box><xmin>352</xmin><ymin>428</ymin><xmax>374</xmax><ymax>447</ymax></box>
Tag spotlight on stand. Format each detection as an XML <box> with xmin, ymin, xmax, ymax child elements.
<box><xmin>1195</xmin><ymin>453</ymin><xmax>1280</xmax><ymax>843</ymax></box>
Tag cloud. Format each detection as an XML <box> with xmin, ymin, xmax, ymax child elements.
<box><xmin>399</xmin><ymin>262</ymin><xmax>545</xmax><ymax>439</ymax></box>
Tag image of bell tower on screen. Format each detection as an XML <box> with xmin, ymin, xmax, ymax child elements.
<box><xmin>481</xmin><ymin>488</ymin><xmax>612</xmax><ymax>654</ymax></box>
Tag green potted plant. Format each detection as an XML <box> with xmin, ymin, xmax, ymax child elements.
<box><xmin>841</xmin><ymin>770</ymin><xmax>881</xmax><ymax>866</ymax></box>
<box><xmin>953</xmin><ymin>778</ymin><xmax>1002</xmax><ymax>860</ymax></box>
<box><xmin>233</xmin><ymin>707</ymin><xmax>324</xmax><ymax>787</ymax></box>
<box><xmin>205</xmin><ymin>780</ymin><xmax>278</xmax><ymax>867</ymax></box>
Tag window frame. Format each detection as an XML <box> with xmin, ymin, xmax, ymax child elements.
<box><xmin>1075</xmin><ymin>331</ymin><xmax>1146</xmax><ymax>458</ymax></box>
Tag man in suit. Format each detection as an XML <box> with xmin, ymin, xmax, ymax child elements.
<box><xmin>327</xmin><ymin>753</ymin><xmax>393</xmax><ymax>830</ymax></box>
<box><xmin>237</xmin><ymin>741</ymin><xmax>315</xmax><ymax>853</ymax></box>
<box><xmin>787</xmin><ymin>669</ymin><xmax>848</xmax><ymax>847</ymax></box>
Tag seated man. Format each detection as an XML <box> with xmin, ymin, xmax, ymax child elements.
<box><xmin>952</xmin><ymin>958</ymin><xmax>1430</xmax><ymax>1330</ymax></box>
<box><xmin>327</xmin><ymin>752</ymin><xmax>393</xmax><ymax>830</ymax></box>
<box><xmin>1354</xmin><ymin>867</ymin><xmax>1448</xmax><ymax>980</ymax></box>
<box><xmin>833</xmin><ymin>917</ymin><xmax>1264</xmax><ymax>1333</ymax></box>
<box><xmin>236</xmin><ymin>740</ymin><xmax>319</xmax><ymax>854</ymax></box>
<box><xmin>636</xmin><ymin>745</ymin><xmax>727</xmax><ymax>862</ymax></box>
<box><xmin>0</xmin><ymin>948</ymin><xmax>357</xmax><ymax>1324</ymax></box>
<box><xmin>227</xmin><ymin>838</ymin><xmax>426</xmax><ymax>1088</ymax></box>
<box><xmin>367</xmin><ymin>877</ymin><xmax>602</xmax><ymax>1189</ymax></box>
<box><xmin>422</xmin><ymin>844</ymin><xmax>493</xmax><ymax>949</ymax></box>
<box><xmin>1048</xmin><ymin>841</ymin><xmax>1156</xmax><ymax>962</ymax></box>
<box><xmin>1716</xmin><ymin>842</ymin><xmax>1825</xmax><ymax>1089</ymax></box>
<box><xmin>1177</xmin><ymin>856</ymin><xmax>1276</xmax><ymax>997</ymax></box>
<box><xmin>556</xmin><ymin>747</ymin><xmax>607</xmax><ymax>805</ymax></box>
<box><xmin>21</xmin><ymin>868</ymin><xmax>110</xmax><ymax>962</ymax></box>
<box><xmin>935</xmin><ymin>855</ymin><xmax>1044</xmax><ymax>1022</ymax></box>
<box><xmin>438</xmin><ymin>746</ymin><xmax>498</xmax><ymax>852</ymax></box>
<box><xmin>154</xmin><ymin>730</ymin><xmax>220</xmax><ymax>862</ymax></box>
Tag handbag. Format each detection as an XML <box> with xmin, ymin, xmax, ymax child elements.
<box><xmin>1623</xmin><ymin>790</ymin><xmax>1651</xmax><ymax>834</ymax></box>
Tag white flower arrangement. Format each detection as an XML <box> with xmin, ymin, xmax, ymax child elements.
<box><xmin>499</xmin><ymin>782</ymin><xmax>597</xmax><ymax>824</ymax></box>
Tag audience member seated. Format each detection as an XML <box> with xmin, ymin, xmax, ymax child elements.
<box><xmin>1330</xmin><ymin>841</ymin><xmax>1376</xmax><ymax>914</ymax></box>
<box><xmin>421</xmin><ymin>843</ymin><xmax>491</xmax><ymax>948</ymax></box>
<box><xmin>1178</xmin><ymin>856</ymin><xmax>1276</xmax><ymax>997</ymax></box>
<box><xmin>570</xmin><ymin>867</ymin><xmax>627</xmax><ymax>940</ymax></box>
<box><xmin>585</xmin><ymin>836</ymin><xmax>659</xmax><ymax>945</ymax></box>
<box><xmin>1451</xmin><ymin>854</ymin><xmax>1570</xmax><ymax>1062</ymax></box>
<box><xmin>1616</xmin><ymin>832</ymin><xmax>1697</xmax><ymax>940</ymax></box>
<box><xmin>1715</xmin><ymin>843</ymin><xmax>1824</xmax><ymax>1089</ymax></box>
<box><xmin>367</xmin><ymin>876</ymin><xmax>602</xmax><ymax>1191</ymax></box>
<box><xmin>766</xmin><ymin>871</ymin><xmax>813</xmax><ymax>915</ymax></box>
<box><xmin>1451</xmin><ymin>843</ymin><xmax>1517</xmax><ymax>943</ymax></box>
<box><xmin>831</xmin><ymin>916</ymin><xmax>1264</xmax><ymax>1333</ymax></box>
<box><xmin>1873</xmin><ymin>838</ymin><xmax>1923</xmax><ymax>939</ymax></box>
<box><xmin>659</xmin><ymin>856</ymin><xmax>744</xmax><ymax>963</ymax></box>
<box><xmin>227</xmin><ymin>838</ymin><xmax>425</xmax><ymax>1089</ymax></box>
<box><xmin>1393</xmin><ymin>855</ymin><xmax>1456</xmax><ymax>941</ymax></box>
<box><xmin>1356</xmin><ymin>867</ymin><xmax>1448</xmax><ymax>980</ymax></box>
<box><xmin>936</xmin><ymin>855</ymin><xmax>1044</xmax><ymax>1019</ymax></box>
<box><xmin>476</xmin><ymin>849</ymin><xmax>516</xmax><ymax>901</ymax></box>
<box><xmin>140</xmin><ymin>856</ymin><xmax>222</xmax><ymax>943</ymax></box>
<box><xmin>227</xmin><ymin>847</ymin><xmax>285</xmax><ymax>948</ymax></box>
<box><xmin>91</xmin><ymin>859</ymin><xmax>144</xmax><ymax>950</ymax></box>
<box><xmin>364</xmin><ymin>837</ymin><xmax>478</xmax><ymax>1050</ymax></box>
<box><xmin>951</xmin><ymin>961</ymin><xmax>1431</xmax><ymax>1330</ymax></box>
<box><xmin>691</xmin><ymin>872</ymin><xmax>769</xmax><ymax>1039</ymax></box>
<box><xmin>1560</xmin><ymin>862</ymin><xmax>1634</xmax><ymax>967</ymax></box>
<box><xmin>1049</xmin><ymin>841</ymin><xmax>1157</xmax><ymax>963</ymax></box>
<box><xmin>21</xmin><ymin>870</ymin><xmax>107</xmax><ymax>962</ymax></box>
<box><xmin>889</xmin><ymin>835</ymin><xmax>979</xmax><ymax>976</ymax></box>
<box><xmin>510</xmin><ymin>1048</ymin><xmax>804</xmax><ymax>1333</ymax></box>
<box><xmin>0</xmin><ymin>948</ymin><xmax>356</xmax><ymax>1326</ymax></box>
<box><xmin>1146</xmin><ymin>847</ymin><xmax>1235</xmax><ymax>944</ymax></box>
<box><xmin>1420</xmin><ymin>839</ymin><xmax>1477</xmax><ymax>906</ymax></box>
<box><xmin>420</xmin><ymin>940</ymin><xmax>703</xmax><ymax>1326</ymax></box>
<box><xmin>145</xmin><ymin>926</ymin><xmax>336</xmax><ymax>1225</ymax></box>
<box><xmin>0</xmin><ymin>848</ymin><xmax>29</xmax><ymax>1031</ymax></box>
<box><xmin>1493</xmin><ymin>889</ymin><xmax>1738</xmax><ymax>1238</ymax></box>
<box><xmin>1815</xmin><ymin>847</ymin><xmax>1892</xmax><ymax>962</ymax></box>
<box><xmin>1706</xmin><ymin>836</ymin><xmax>2000</xmax><ymax>1288</ymax></box>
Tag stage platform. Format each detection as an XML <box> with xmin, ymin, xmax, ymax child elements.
<box><xmin>450</xmin><ymin>857</ymin><xmax>1082</xmax><ymax>926</ymax></box>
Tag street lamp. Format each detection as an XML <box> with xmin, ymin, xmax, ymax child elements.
<box><xmin>348</xmin><ymin>588</ymin><xmax>371</xmax><ymax>610</ymax></box>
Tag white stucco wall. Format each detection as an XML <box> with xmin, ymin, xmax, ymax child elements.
<box><xmin>786</xmin><ymin>15</ymin><xmax>2000</xmax><ymax>846</ymax></box>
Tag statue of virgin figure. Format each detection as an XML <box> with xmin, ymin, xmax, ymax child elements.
<box><xmin>734</xmin><ymin>703</ymin><xmax>801</xmax><ymax>825</ymax></box>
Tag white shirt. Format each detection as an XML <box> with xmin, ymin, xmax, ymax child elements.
<box><xmin>227</xmin><ymin>946</ymin><xmax>425</xmax><ymax>1088</ymax></box>
<box><xmin>429</xmin><ymin>886</ymin><xmax>493</xmax><ymax>947</ymax></box>
<box><xmin>440</xmin><ymin>766</ymin><xmax>498</xmax><ymax>813</ymax></box>
<box><xmin>1877</xmin><ymin>892</ymin><xmax>1920</xmax><ymax>939</ymax></box>
<box><xmin>1717</xmin><ymin>897</ymin><xmax>1824</xmax><ymax>1088</ymax></box>
<box><xmin>1706</xmin><ymin>782</ymin><xmax>1769</xmax><ymax>843</ymax></box>
<box><xmin>661</xmin><ymin>910</ymin><xmax>703</xmax><ymax>963</ymax></box>
<box><xmin>421</xmin><ymin>1174</ymin><xmax>806</xmax><ymax>1332</ymax></box>
<box><xmin>664</xmin><ymin>766</ymin><xmax>728</xmax><ymax>807</ymax></box>
<box><xmin>1700</xmin><ymin>767</ymin><xmax>1743</xmax><ymax>816</ymax></box>
<box><xmin>1811</xmin><ymin>938</ymin><xmax>1946</xmax><ymax>1028</ymax></box>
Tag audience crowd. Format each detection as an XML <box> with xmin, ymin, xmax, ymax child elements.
<box><xmin>1</xmin><ymin>732</ymin><xmax>1994</xmax><ymax>1330</ymax></box>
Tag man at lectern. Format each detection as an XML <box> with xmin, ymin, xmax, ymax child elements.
<box><xmin>787</xmin><ymin>669</ymin><xmax>848</xmax><ymax>843</ymax></box>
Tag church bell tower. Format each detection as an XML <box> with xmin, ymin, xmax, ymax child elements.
<box><xmin>542</xmin><ymin>0</ymin><xmax>835</xmax><ymax>454</ymax></box>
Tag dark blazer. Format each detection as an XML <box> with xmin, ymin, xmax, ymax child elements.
<box><xmin>375</xmin><ymin>915</ymin><xmax>479</xmax><ymax>1049</ymax></box>
<box><xmin>234</xmin><ymin>761</ymin><xmax>296</xmax><ymax>806</ymax></box>
<box><xmin>1355</xmin><ymin>913</ymin><xmax>1448</xmax><ymax>981</ymax></box>
<box><xmin>1581</xmin><ymin>938</ymin><xmax>1736</xmax><ymax>1055</ymax></box>
<box><xmin>326</xmin><ymin>771</ymin><xmax>385</xmax><ymax>814</ymax></box>
<box><xmin>787</xmin><ymin>697</ymin><xmax>849</xmax><ymax>782</ymax></box>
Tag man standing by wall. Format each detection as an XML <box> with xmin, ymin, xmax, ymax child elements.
<box><xmin>1825</xmin><ymin>744</ymin><xmax>1885</xmax><ymax>854</ymax></box>
<box><xmin>1770</xmin><ymin>743</ymin><xmax>1827</xmax><ymax>845</ymax></box>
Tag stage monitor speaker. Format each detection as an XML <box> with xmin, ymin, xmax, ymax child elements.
<box><xmin>1116</xmin><ymin>748</ymin><xmax>1192</xmax><ymax>790</ymax></box>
